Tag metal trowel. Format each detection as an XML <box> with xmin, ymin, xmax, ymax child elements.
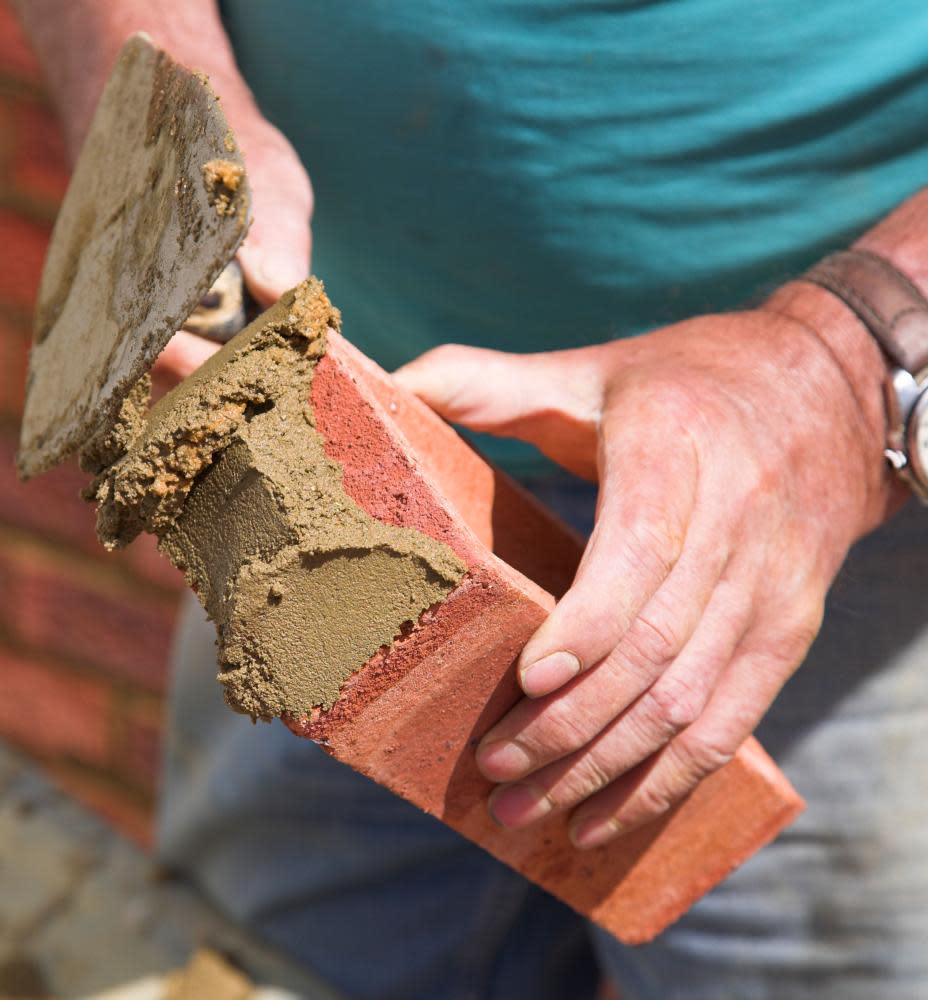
<box><xmin>18</xmin><ymin>32</ymin><xmax>251</xmax><ymax>479</ymax></box>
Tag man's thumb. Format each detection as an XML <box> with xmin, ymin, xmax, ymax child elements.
<box><xmin>393</xmin><ymin>344</ymin><xmax>600</xmax><ymax>479</ymax></box>
<box><xmin>233</xmin><ymin>124</ymin><xmax>314</xmax><ymax>306</ymax></box>
<box><xmin>237</xmin><ymin>195</ymin><xmax>312</xmax><ymax>306</ymax></box>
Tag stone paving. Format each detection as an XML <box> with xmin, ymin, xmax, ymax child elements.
<box><xmin>0</xmin><ymin>742</ymin><xmax>338</xmax><ymax>999</ymax></box>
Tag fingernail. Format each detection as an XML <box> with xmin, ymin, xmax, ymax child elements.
<box><xmin>569</xmin><ymin>816</ymin><xmax>624</xmax><ymax>849</ymax></box>
<box><xmin>476</xmin><ymin>739</ymin><xmax>532</xmax><ymax>781</ymax></box>
<box><xmin>520</xmin><ymin>651</ymin><xmax>581</xmax><ymax>698</ymax></box>
<box><xmin>258</xmin><ymin>249</ymin><xmax>307</xmax><ymax>296</ymax></box>
<box><xmin>488</xmin><ymin>782</ymin><xmax>552</xmax><ymax>829</ymax></box>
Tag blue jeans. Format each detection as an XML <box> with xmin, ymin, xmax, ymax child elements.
<box><xmin>157</xmin><ymin>481</ymin><xmax>928</xmax><ymax>999</ymax></box>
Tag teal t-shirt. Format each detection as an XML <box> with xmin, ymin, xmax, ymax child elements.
<box><xmin>221</xmin><ymin>0</ymin><xmax>928</xmax><ymax>472</ymax></box>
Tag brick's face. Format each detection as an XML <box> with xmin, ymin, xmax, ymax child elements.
<box><xmin>0</xmin><ymin>648</ymin><xmax>110</xmax><ymax>763</ymax></box>
<box><xmin>311</xmin><ymin>343</ymin><xmax>585</xmax><ymax>599</ymax></box>
<box><xmin>0</xmin><ymin>313</ymin><xmax>29</xmax><ymax>418</ymax></box>
<box><xmin>9</xmin><ymin>98</ymin><xmax>70</xmax><ymax>208</ymax></box>
<box><xmin>0</xmin><ymin>210</ymin><xmax>49</xmax><ymax>310</ymax></box>
<box><xmin>0</xmin><ymin>544</ymin><xmax>175</xmax><ymax>692</ymax></box>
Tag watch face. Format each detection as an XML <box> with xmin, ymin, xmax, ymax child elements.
<box><xmin>906</xmin><ymin>388</ymin><xmax>928</xmax><ymax>487</ymax></box>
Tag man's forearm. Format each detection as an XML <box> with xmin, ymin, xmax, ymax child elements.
<box><xmin>13</xmin><ymin>0</ymin><xmax>255</xmax><ymax>159</ymax></box>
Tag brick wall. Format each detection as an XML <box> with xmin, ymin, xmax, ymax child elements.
<box><xmin>0</xmin><ymin>4</ymin><xmax>184</xmax><ymax>846</ymax></box>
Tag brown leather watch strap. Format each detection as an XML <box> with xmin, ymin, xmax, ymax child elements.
<box><xmin>803</xmin><ymin>249</ymin><xmax>928</xmax><ymax>374</ymax></box>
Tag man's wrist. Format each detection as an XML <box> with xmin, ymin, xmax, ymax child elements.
<box><xmin>854</xmin><ymin>187</ymin><xmax>928</xmax><ymax>300</ymax></box>
<box><xmin>763</xmin><ymin>279</ymin><xmax>906</xmax><ymax>524</ymax></box>
<box><xmin>760</xmin><ymin>187</ymin><xmax>928</xmax><ymax>523</ymax></box>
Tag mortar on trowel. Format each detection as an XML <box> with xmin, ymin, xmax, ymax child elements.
<box><xmin>17</xmin><ymin>35</ymin><xmax>804</xmax><ymax>943</ymax></box>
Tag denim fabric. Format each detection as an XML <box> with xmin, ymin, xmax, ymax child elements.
<box><xmin>158</xmin><ymin>481</ymin><xmax>928</xmax><ymax>998</ymax></box>
<box><xmin>594</xmin><ymin>499</ymin><xmax>928</xmax><ymax>1000</ymax></box>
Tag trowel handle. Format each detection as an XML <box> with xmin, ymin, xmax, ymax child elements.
<box><xmin>182</xmin><ymin>261</ymin><xmax>257</xmax><ymax>343</ymax></box>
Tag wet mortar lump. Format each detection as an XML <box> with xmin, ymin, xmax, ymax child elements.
<box><xmin>84</xmin><ymin>279</ymin><xmax>466</xmax><ymax>719</ymax></box>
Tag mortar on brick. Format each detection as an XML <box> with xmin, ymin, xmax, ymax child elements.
<box><xmin>84</xmin><ymin>280</ymin><xmax>465</xmax><ymax>718</ymax></box>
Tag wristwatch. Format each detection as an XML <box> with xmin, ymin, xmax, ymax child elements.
<box><xmin>804</xmin><ymin>249</ymin><xmax>928</xmax><ymax>502</ymax></box>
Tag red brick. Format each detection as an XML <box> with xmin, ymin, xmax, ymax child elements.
<box><xmin>0</xmin><ymin>3</ymin><xmax>41</xmax><ymax>84</ymax></box>
<box><xmin>0</xmin><ymin>431</ymin><xmax>185</xmax><ymax>591</ymax></box>
<box><xmin>0</xmin><ymin>310</ymin><xmax>28</xmax><ymax>416</ymax></box>
<box><xmin>46</xmin><ymin>763</ymin><xmax>153</xmax><ymax>849</ymax></box>
<box><xmin>0</xmin><ymin>645</ymin><xmax>110</xmax><ymax>764</ymax></box>
<box><xmin>10</xmin><ymin>98</ymin><xmax>69</xmax><ymax>206</ymax></box>
<box><xmin>272</xmin><ymin>330</ymin><xmax>805</xmax><ymax>943</ymax></box>
<box><xmin>0</xmin><ymin>431</ymin><xmax>99</xmax><ymax>545</ymax></box>
<box><xmin>0</xmin><ymin>92</ymin><xmax>16</xmax><ymax>179</ymax></box>
<box><xmin>0</xmin><ymin>542</ymin><xmax>177</xmax><ymax>691</ymax></box>
<box><xmin>0</xmin><ymin>208</ymin><xmax>49</xmax><ymax>308</ymax></box>
<box><xmin>117</xmin><ymin>695</ymin><xmax>164</xmax><ymax>792</ymax></box>
<box><xmin>122</xmin><ymin>532</ymin><xmax>186</xmax><ymax>592</ymax></box>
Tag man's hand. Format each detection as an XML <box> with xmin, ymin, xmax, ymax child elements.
<box><xmin>14</xmin><ymin>0</ymin><xmax>312</xmax><ymax>387</ymax></box>
<box><xmin>152</xmin><ymin>105</ymin><xmax>312</xmax><ymax>386</ymax></box>
<box><xmin>395</xmin><ymin>281</ymin><xmax>903</xmax><ymax>849</ymax></box>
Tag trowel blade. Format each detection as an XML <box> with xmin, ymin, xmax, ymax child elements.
<box><xmin>18</xmin><ymin>33</ymin><xmax>251</xmax><ymax>479</ymax></box>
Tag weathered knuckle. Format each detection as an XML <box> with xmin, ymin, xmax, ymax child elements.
<box><xmin>772</xmin><ymin>598</ymin><xmax>825</xmax><ymax>662</ymax></box>
<box><xmin>675</xmin><ymin>732</ymin><xmax>736</xmax><ymax>779</ymax></box>
<box><xmin>627</xmin><ymin>780</ymin><xmax>675</xmax><ymax>822</ymax></box>
<box><xmin>526</xmin><ymin>700</ymin><xmax>591</xmax><ymax>759</ymax></box>
<box><xmin>556</xmin><ymin>754</ymin><xmax>615</xmax><ymax>806</ymax></box>
<box><xmin>644</xmin><ymin>675</ymin><xmax>706</xmax><ymax>733</ymax></box>
<box><xmin>735</xmin><ymin>457</ymin><xmax>765</xmax><ymax>506</ymax></box>
<box><xmin>626</xmin><ymin>515</ymin><xmax>683</xmax><ymax>577</ymax></box>
<box><xmin>625</xmin><ymin>613</ymin><xmax>682</xmax><ymax>670</ymax></box>
<box><xmin>283</xmin><ymin>158</ymin><xmax>314</xmax><ymax>206</ymax></box>
<box><xmin>792</xmin><ymin>600</ymin><xmax>825</xmax><ymax>649</ymax></box>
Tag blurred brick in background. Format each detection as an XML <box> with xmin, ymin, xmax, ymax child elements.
<box><xmin>0</xmin><ymin>2</ymin><xmax>184</xmax><ymax>846</ymax></box>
